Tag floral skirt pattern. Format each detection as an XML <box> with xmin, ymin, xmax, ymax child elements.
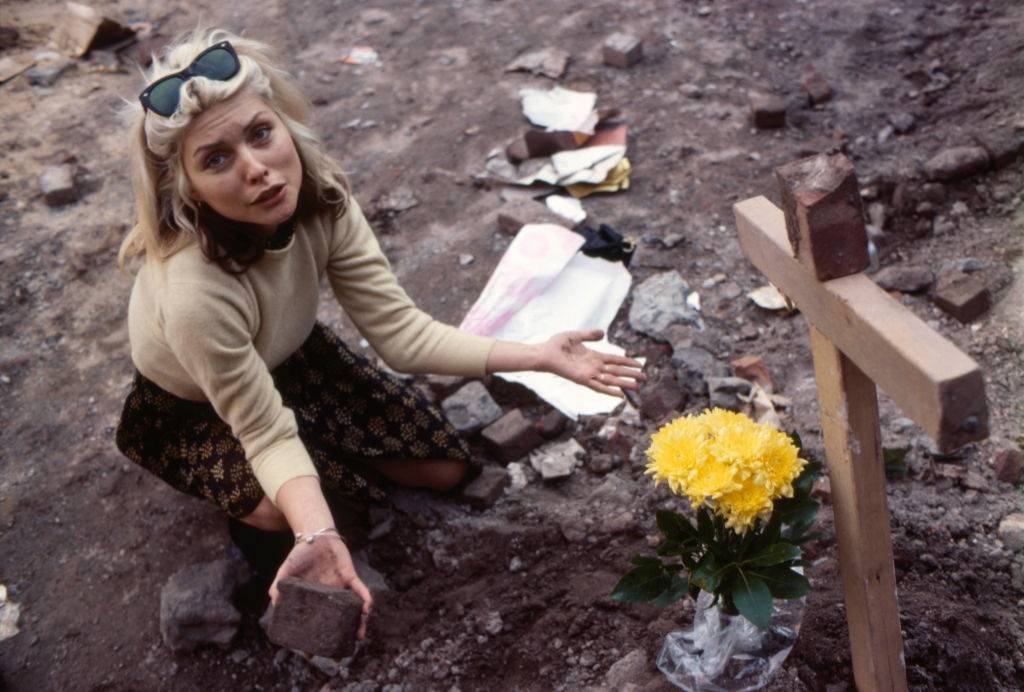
<box><xmin>115</xmin><ymin>322</ymin><xmax>473</xmax><ymax>518</ymax></box>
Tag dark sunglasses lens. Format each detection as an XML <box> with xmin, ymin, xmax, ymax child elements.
<box><xmin>194</xmin><ymin>48</ymin><xmax>238</xmax><ymax>80</ymax></box>
<box><xmin>148</xmin><ymin>76</ymin><xmax>185</xmax><ymax>116</ymax></box>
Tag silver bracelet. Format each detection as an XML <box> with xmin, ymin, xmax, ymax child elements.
<box><xmin>294</xmin><ymin>527</ymin><xmax>344</xmax><ymax>545</ymax></box>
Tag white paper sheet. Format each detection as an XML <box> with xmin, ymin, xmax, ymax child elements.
<box><xmin>460</xmin><ymin>224</ymin><xmax>634</xmax><ymax>419</ymax></box>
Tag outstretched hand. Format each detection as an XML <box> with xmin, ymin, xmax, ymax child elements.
<box><xmin>268</xmin><ymin>535</ymin><xmax>373</xmax><ymax>640</ymax></box>
<box><xmin>537</xmin><ymin>329</ymin><xmax>646</xmax><ymax>397</ymax></box>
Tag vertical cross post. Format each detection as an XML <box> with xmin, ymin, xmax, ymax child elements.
<box><xmin>734</xmin><ymin>151</ymin><xmax>988</xmax><ymax>691</ymax></box>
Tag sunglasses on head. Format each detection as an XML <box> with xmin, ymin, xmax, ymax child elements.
<box><xmin>139</xmin><ymin>41</ymin><xmax>241</xmax><ymax>117</ymax></box>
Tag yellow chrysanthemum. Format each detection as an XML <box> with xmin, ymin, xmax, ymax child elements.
<box><xmin>645</xmin><ymin>409</ymin><xmax>805</xmax><ymax>532</ymax></box>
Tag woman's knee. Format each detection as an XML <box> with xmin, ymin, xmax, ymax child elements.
<box><xmin>238</xmin><ymin>495</ymin><xmax>289</xmax><ymax>532</ymax></box>
<box><xmin>427</xmin><ymin>458</ymin><xmax>470</xmax><ymax>492</ymax></box>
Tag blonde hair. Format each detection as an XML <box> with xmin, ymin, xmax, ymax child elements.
<box><xmin>118</xmin><ymin>28</ymin><xmax>349</xmax><ymax>271</ymax></box>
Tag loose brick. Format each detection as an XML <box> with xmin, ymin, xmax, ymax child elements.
<box><xmin>932</xmin><ymin>272</ymin><xmax>991</xmax><ymax>323</ymax></box>
<box><xmin>995</xmin><ymin>448</ymin><xmax>1023</xmax><ymax>484</ymax></box>
<box><xmin>460</xmin><ymin>465</ymin><xmax>509</xmax><ymax>509</ymax></box>
<box><xmin>267</xmin><ymin>577</ymin><xmax>362</xmax><ymax>658</ymax></box>
<box><xmin>603</xmin><ymin>33</ymin><xmax>643</xmax><ymax>69</ymax></box>
<box><xmin>749</xmin><ymin>91</ymin><xmax>786</xmax><ymax>129</ymax></box>
<box><xmin>39</xmin><ymin>165</ymin><xmax>77</xmax><ymax>206</ymax></box>
<box><xmin>998</xmin><ymin>513</ymin><xmax>1024</xmax><ymax>552</ymax></box>
<box><xmin>801</xmin><ymin>65</ymin><xmax>832</xmax><ymax>105</ymax></box>
<box><xmin>536</xmin><ymin>409</ymin><xmax>567</xmax><ymax>439</ymax></box>
<box><xmin>482</xmin><ymin>409</ymin><xmax>543</xmax><ymax>463</ymax></box>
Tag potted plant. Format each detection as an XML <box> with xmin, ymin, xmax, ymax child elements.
<box><xmin>612</xmin><ymin>408</ymin><xmax>821</xmax><ymax>690</ymax></box>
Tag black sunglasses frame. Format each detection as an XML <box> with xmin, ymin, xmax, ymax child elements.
<box><xmin>139</xmin><ymin>41</ymin><xmax>241</xmax><ymax>116</ymax></box>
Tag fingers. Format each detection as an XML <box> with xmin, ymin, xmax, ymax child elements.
<box><xmin>586</xmin><ymin>378</ymin><xmax>626</xmax><ymax>398</ymax></box>
<box><xmin>602</xmin><ymin>364</ymin><xmax>647</xmax><ymax>382</ymax></box>
<box><xmin>567</xmin><ymin>328</ymin><xmax>604</xmax><ymax>343</ymax></box>
<box><xmin>594</xmin><ymin>371</ymin><xmax>641</xmax><ymax>391</ymax></box>
<box><xmin>348</xmin><ymin>576</ymin><xmax>374</xmax><ymax>640</ymax></box>
<box><xmin>603</xmin><ymin>353</ymin><xmax>645</xmax><ymax>370</ymax></box>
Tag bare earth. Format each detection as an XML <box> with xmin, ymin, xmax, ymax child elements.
<box><xmin>1</xmin><ymin>0</ymin><xmax>1024</xmax><ymax>690</ymax></box>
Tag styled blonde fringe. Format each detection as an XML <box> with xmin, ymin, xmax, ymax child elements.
<box><xmin>118</xmin><ymin>27</ymin><xmax>349</xmax><ymax>272</ymax></box>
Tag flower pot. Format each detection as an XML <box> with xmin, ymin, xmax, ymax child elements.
<box><xmin>656</xmin><ymin>590</ymin><xmax>805</xmax><ymax>691</ymax></box>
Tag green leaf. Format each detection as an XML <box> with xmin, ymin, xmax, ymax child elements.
<box><xmin>652</xmin><ymin>574</ymin><xmax>690</xmax><ymax>608</ymax></box>
<box><xmin>732</xmin><ymin>571</ymin><xmax>773</xmax><ymax>630</ymax></box>
<box><xmin>746</xmin><ymin>542</ymin><xmax>801</xmax><ymax>567</ymax></box>
<box><xmin>788</xmin><ymin>431</ymin><xmax>803</xmax><ymax>452</ymax></box>
<box><xmin>883</xmin><ymin>446</ymin><xmax>911</xmax><ymax>479</ymax></box>
<box><xmin>611</xmin><ymin>562</ymin><xmax>672</xmax><ymax>603</ymax></box>
<box><xmin>657</xmin><ymin>510</ymin><xmax>698</xmax><ymax>542</ymax></box>
<box><xmin>631</xmin><ymin>554</ymin><xmax>662</xmax><ymax>567</ymax></box>
<box><xmin>792</xmin><ymin>460</ymin><xmax>821</xmax><ymax>496</ymax></box>
<box><xmin>689</xmin><ymin>552</ymin><xmax>722</xmax><ymax>593</ymax></box>
<box><xmin>756</xmin><ymin>565</ymin><xmax>812</xmax><ymax>599</ymax></box>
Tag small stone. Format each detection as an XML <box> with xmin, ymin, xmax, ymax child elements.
<box><xmin>707</xmin><ymin>377</ymin><xmax>753</xmax><ymax>412</ymax></box>
<box><xmin>932</xmin><ymin>272</ymin><xmax>991</xmax><ymax>323</ymax></box>
<box><xmin>671</xmin><ymin>345</ymin><xmax>729</xmax><ymax>397</ymax></box>
<box><xmin>377</xmin><ymin>186</ymin><xmax>419</xmax><ymax>213</ymax></box>
<box><xmin>509</xmin><ymin>556</ymin><xmax>523</xmax><ymax>572</ymax></box>
<box><xmin>812</xmin><ymin>476</ymin><xmax>832</xmax><ymax>504</ymax></box>
<box><xmin>998</xmin><ymin>513</ymin><xmax>1024</xmax><ymax>552</ymax></box>
<box><xmin>506</xmin><ymin>462</ymin><xmax>529</xmax><ymax>491</ymax></box>
<box><xmin>535</xmin><ymin>409</ymin><xmax>567</xmax><ymax>439</ymax></box>
<box><xmin>505</xmin><ymin>48</ymin><xmax>570</xmax><ymax>79</ymax></box>
<box><xmin>267</xmin><ymin>578</ymin><xmax>362</xmax><ymax>658</ymax></box>
<box><xmin>458</xmin><ymin>253</ymin><xmax>474</xmax><ymax>267</ymax></box>
<box><xmin>160</xmin><ymin>560</ymin><xmax>243</xmax><ymax>651</ymax></box>
<box><xmin>872</xmin><ymin>266</ymin><xmax>934</xmax><ymax>294</ymax></box>
<box><xmin>638</xmin><ymin>369</ymin><xmax>685</xmax><ymax>422</ymax></box>
<box><xmin>482</xmin><ymin>611</ymin><xmax>504</xmax><ymax>635</ymax></box>
<box><xmin>460</xmin><ymin>466</ymin><xmax>509</xmax><ymax>509</ymax></box>
<box><xmin>603</xmin><ymin>33</ymin><xmax>643</xmax><ymax>69</ymax></box>
<box><xmin>482</xmin><ymin>409</ymin><xmax>544</xmax><ymax>463</ymax></box>
<box><xmin>889</xmin><ymin>111</ymin><xmax>916</xmax><ymax>134</ymax></box>
<box><xmin>599</xmin><ymin>510</ymin><xmax>635</xmax><ymax>535</ymax></box>
<box><xmin>923</xmin><ymin>147</ymin><xmax>990</xmax><ymax>182</ymax></box>
<box><xmin>441</xmin><ymin>381</ymin><xmax>503</xmax><ymax>434</ymax></box>
<box><xmin>39</xmin><ymin>165</ymin><xmax>78</xmax><ymax>206</ymax></box>
<box><xmin>963</xmin><ymin>471</ymin><xmax>987</xmax><ymax>491</ymax></box>
<box><xmin>529</xmin><ymin>438</ymin><xmax>584</xmax><ymax>481</ymax></box>
<box><xmin>25</xmin><ymin>58</ymin><xmax>74</xmax><ymax>87</ymax></box>
<box><xmin>972</xmin><ymin>130</ymin><xmax>1024</xmax><ymax>169</ymax></box>
<box><xmin>628</xmin><ymin>271</ymin><xmax>701</xmax><ymax>338</ymax></box>
<box><xmin>749</xmin><ymin>91</ymin><xmax>786</xmax><ymax>129</ymax></box>
<box><xmin>730</xmin><ymin>355</ymin><xmax>773</xmax><ymax>392</ymax></box>
<box><xmin>801</xmin><ymin>65</ymin><xmax>832</xmax><ymax>105</ymax></box>
<box><xmin>310</xmin><ymin>655</ymin><xmax>340</xmax><ymax>677</ymax></box>
<box><xmin>603</xmin><ymin>649</ymin><xmax>648</xmax><ymax>689</ymax></box>
<box><xmin>994</xmin><ymin>448</ymin><xmax>1023</xmax><ymax>484</ymax></box>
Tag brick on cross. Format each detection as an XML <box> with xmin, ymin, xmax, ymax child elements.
<box><xmin>733</xmin><ymin>152</ymin><xmax>989</xmax><ymax>692</ymax></box>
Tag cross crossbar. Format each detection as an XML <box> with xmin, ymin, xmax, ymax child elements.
<box><xmin>734</xmin><ymin>196</ymin><xmax>988</xmax><ymax>452</ymax></box>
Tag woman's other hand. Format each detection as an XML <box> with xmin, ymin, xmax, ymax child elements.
<box><xmin>268</xmin><ymin>533</ymin><xmax>373</xmax><ymax>639</ymax></box>
<box><xmin>538</xmin><ymin>328</ymin><xmax>645</xmax><ymax>397</ymax></box>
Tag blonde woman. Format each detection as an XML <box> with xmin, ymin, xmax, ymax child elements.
<box><xmin>115</xmin><ymin>28</ymin><xmax>644</xmax><ymax>637</ymax></box>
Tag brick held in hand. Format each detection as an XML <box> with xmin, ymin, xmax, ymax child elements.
<box><xmin>267</xmin><ymin>577</ymin><xmax>362</xmax><ymax>658</ymax></box>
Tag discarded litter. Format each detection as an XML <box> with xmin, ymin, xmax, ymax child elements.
<box><xmin>520</xmin><ymin>86</ymin><xmax>598</xmax><ymax>134</ymax></box>
<box><xmin>567</xmin><ymin>157</ymin><xmax>631</xmax><ymax>198</ymax></box>
<box><xmin>0</xmin><ymin>583</ymin><xmax>20</xmax><ymax>643</ymax></box>
<box><xmin>505</xmin><ymin>48</ymin><xmax>570</xmax><ymax>80</ymax></box>
<box><xmin>747</xmin><ymin>284</ymin><xmax>793</xmax><ymax>311</ymax></box>
<box><xmin>341</xmin><ymin>47</ymin><xmax>379</xmax><ymax>66</ymax></box>
<box><xmin>545</xmin><ymin>195</ymin><xmax>586</xmax><ymax>224</ymax></box>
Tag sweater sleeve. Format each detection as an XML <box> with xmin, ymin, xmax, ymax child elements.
<box><xmin>325</xmin><ymin>197</ymin><xmax>496</xmax><ymax>376</ymax></box>
<box><xmin>162</xmin><ymin>279</ymin><xmax>318</xmax><ymax>506</ymax></box>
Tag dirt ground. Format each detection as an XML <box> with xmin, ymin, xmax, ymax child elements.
<box><xmin>2</xmin><ymin>0</ymin><xmax>1024</xmax><ymax>690</ymax></box>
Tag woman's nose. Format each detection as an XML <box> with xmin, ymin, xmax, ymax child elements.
<box><xmin>240</xmin><ymin>148</ymin><xmax>269</xmax><ymax>183</ymax></box>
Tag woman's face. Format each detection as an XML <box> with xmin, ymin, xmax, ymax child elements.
<box><xmin>181</xmin><ymin>92</ymin><xmax>302</xmax><ymax>234</ymax></box>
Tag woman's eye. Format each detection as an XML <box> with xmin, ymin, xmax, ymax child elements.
<box><xmin>252</xmin><ymin>125</ymin><xmax>271</xmax><ymax>142</ymax></box>
<box><xmin>205</xmin><ymin>152</ymin><xmax>228</xmax><ymax>169</ymax></box>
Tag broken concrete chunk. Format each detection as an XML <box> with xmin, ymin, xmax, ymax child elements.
<box><xmin>376</xmin><ymin>185</ymin><xmax>419</xmax><ymax>213</ymax></box>
<box><xmin>39</xmin><ymin>164</ymin><xmax>78</xmax><ymax>206</ymax></box>
<box><xmin>535</xmin><ymin>409</ymin><xmax>567</xmax><ymax>439</ymax></box>
<box><xmin>872</xmin><ymin>266</ymin><xmax>934</xmax><ymax>294</ymax></box>
<box><xmin>628</xmin><ymin>271</ymin><xmax>701</xmax><ymax>338</ymax></box>
<box><xmin>529</xmin><ymin>437</ymin><xmax>584</xmax><ymax>481</ymax></box>
<box><xmin>932</xmin><ymin>272</ymin><xmax>990</xmax><ymax>323</ymax></box>
<box><xmin>56</xmin><ymin>1</ymin><xmax>134</xmax><ymax>57</ymax></box>
<box><xmin>923</xmin><ymin>147</ymin><xmax>990</xmax><ymax>182</ymax></box>
<box><xmin>638</xmin><ymin>369</ymin><xmax>684</xmax><ymax>422</ymax></box>
<box><xmin>748</xmin><ymin>92</ymin><xmax>786</xmax><ymax>129</ymax></box>
<box><xmin>460</xmin><ymin>465</ymin><xmax>510</xmax><ymax>509</ymax></box>
<box><xmin>441</xmin><ymin>381</ymin><xmax>503</xmax><ymax>433</ymax></box>
<box><xmin>672</xmin><ymin>344</ymin><xmax>729</xmax><ymax>397</ymax></box>
<box><xmin>505</xmin><ymin>48</ymin><xmax>570</xmax><ymax>79</ymax></box>
<box><xmin>603</xmin><ymin>33</ymin><xmax>643</xmax><ymax>69</ymax></box>
<box><xmin>160</xmin><ymin>559</ymin><xmax>242</xmax><ymax>651</ymax></box>
<box><xmin>482</xmin><ymin>409</ymin><xmax>543</xmax><ymax>463</ymax></box>
<box><xmin>267</xmin><ymin>577</ymin><xmax>362</xmax><ymax>658</ymax></box>
<box><xmin>25</xmin><ymin>58</ymin><xmax>75</xmax><ymax>87</ymax></box>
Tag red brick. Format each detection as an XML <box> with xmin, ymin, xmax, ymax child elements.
<box><xmin>749</xmin><ymin>91</ymin><xmax>786</xmax><ymax>129</ymax></box>
<box><xmin>603</xmin><ymin>33</ymin><xmax>643</xmax><ymax>69</ymax></box>
<box><xmin>932</xmin><ymin>272</ymin><xmax>991</xmax><ymax>323</ymax></box>
<box><xmin>482</xmin><ymin>409</ymin><xmax>544</xmax><ymax>463</ymax></box>
<box><xmin>801</xmin><ymin>65</ymin><xmax>832</xmax><ymax>105</ymax></box>
<box><xmin>536</xmin><ymin>409</ymin><xmax>567</xmax><ymax>439</ymax></box>
<box><xmin>460</xmin><ymin>465</ymin><xmax>509</xmax><ymax>508</ymax></box>
<box><xmin>995</xmin><ymin>448</ymin><xmax>1023</xmax><ymax>484</ymax></box>
<box><xmin>267</xmin><ymin>578</ymin><xmax>362</xmax><ymax>658</ymax></box>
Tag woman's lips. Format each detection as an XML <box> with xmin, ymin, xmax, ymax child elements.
<box><xmin>254</xmin><ymin>183</ymin><xmax>285</xmax><ymax>205</ymax></box>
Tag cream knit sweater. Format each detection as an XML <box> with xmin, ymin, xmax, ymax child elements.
<box><xmin>127</xmin><ymin>196</ymin><xmax>495</xmax><ymax>505</ymax></box>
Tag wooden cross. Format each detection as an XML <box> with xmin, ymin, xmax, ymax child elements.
<box><xmin>732</xmin><ymin>152</ymin><xmax>988</xmax><ymax>691</ymax></box>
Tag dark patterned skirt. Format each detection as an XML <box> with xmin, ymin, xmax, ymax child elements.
<box><xmin>114</xmin><ymin>322</ymin><xmax>474</xmax><ymax>518</ymax></box>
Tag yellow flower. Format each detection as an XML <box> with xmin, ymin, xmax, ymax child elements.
<box><xmin>645</xmin><ymin>409</ymin><xmax>805</xmax><ymax>532</ymax></box>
